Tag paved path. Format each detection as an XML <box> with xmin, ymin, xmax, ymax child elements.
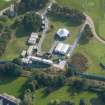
<box><xmin>67</xmin><ymin>12</ymin><xmax>105</xmax><ymax>58</ymax></box>
<box><xmin>67</xmin><ymin>21</ymin><xmax>88</xmax><ymax>57</ymax></box>
<box><xmin>84</xmin><ymin>13</ymin><xmax>105</xmax><ymax>44</ymax></box>
<box><xmin>0</xmin><ymin>7</ymin><xmax>10</xmax><ymax>16</ymax></box>
<box><xmin>37</xmin><ymin>1</ymin><xmax>54</xmax><ymax>53</ymax></box>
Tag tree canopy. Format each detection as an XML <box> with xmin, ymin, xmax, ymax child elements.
<box><xmin>0</xmin><ymin>62</ymin><xmax>22</xmax><ymax>76</ymax></box>
<box><xmin>18</xmin><ymin>0</ymin><xmax>49</xmax><ymax>13</ymax></box>
<box><xmin>79</xmin><ymin>24</ymin><xmax>93</xmax><ymax>44</ymax></box>
<box><xmin>22</xmin><ymin>12</ymin><xmax>42</xmax><ymax>32</ymax></box>
<box><xmin>48</xmin><ymin>3</ymin><xmax>86</xmax><ymax>25</ymax></box>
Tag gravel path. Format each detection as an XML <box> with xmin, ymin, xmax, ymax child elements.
<box><xmin>84</xmin><ymin>13</ymin><xmax>105</xmax><ymax>44</ymax></box>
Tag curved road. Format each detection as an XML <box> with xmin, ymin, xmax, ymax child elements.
<box><xmin>84</xmin><ymin>13</ymin><xmax>105</xmax><ymax>44</ymax></box>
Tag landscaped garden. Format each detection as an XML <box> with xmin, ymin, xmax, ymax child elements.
<box><xmin>1</xmin><ymin>0</ymin><xmax>105</xmax><ymax>105</ymax></box>
<box><xmin>55</xmin><ymin>0</ymin><xmax>105</xmax><ymax>75</ymax></box>
<box><xmin>56</xmin><ymin>0</ymin><xmax>105</xmax><ymax>39</ymax></box>
<box><xmin>42</xmin><ymin>17</ymin><xmax>81</xmax><ymax>52</ymax></box>
<box><xmin>0</xmin><ymin>75</ymin><xmax>28</xmax><ymax>97</ymax></box>
<box><xmin>33</xmin><ymin>86</ymin><xmax>101</xmax><ymax>105</ymax></box>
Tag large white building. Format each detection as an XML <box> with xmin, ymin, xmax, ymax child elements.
<box><xmin>54</xmin><ymin>42</ymin><xmax>70</xmax><ymax>55</ymax></box>
<box><xmin>30</xmin><ymin>56</ymin><xmax>53</xmax><ymax>65</ymax></box>
<box><xmin>56</xmin><ymin>28</ymin><xmax>70</xmax><ymax>38</ymax></box>
<box><xmin>0</xmin><ymin>93</ymin><xmax>21</xmax><ymax>105</ymax></box>
<box><xmin>28</xmin><ymin>32</ymin><xmax>38</xmax><ymax>45</ymax></box>
<box><xmin>21</xmin><ymin>56</ymin><xmax>53</xmax><ymax>65</ymax></box>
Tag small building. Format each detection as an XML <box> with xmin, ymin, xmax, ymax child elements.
<box><xmin>30</xmin><ymin>56</ymin><xmax>53</xmax><ymax>65</ymax></box>
<box><xmin>56</xmin><ymin>28</ymin><xmax>70</xmax><ymax>38</ymax></box>
<box><xmin>54</xmin><ymin>42</ymin><xmax>70</xmax><ymax>55</ymax></box>
<box><xmin>9</xmin><ymin>4</ymin><xmax>16</xmax><ymax>17</ymax></box>
<box><xmin>21</xmin><ymin>56</ymin><xmax>53</xmax><ymax>65</ymax></box>
<box><xmin>21</xmin><ymin>50</ymin><xmax>26</xmax><ymax>57</ymax></box>
<box><xmin>28</xmin><ymin>32</ymin><xmax>38</xmax><ymax>45</ymax></box>
<box><xmin>27</xmin><ymin>46</ymin><xmax>37</xmax><ymax>56</ymax></box>
<box><xmin>21</xmin><ymin>57</ymin><xmax>32</xmax><ymax>64</ymax></box>
<box><xmin>0</xmin><ymin>93</ymin><xmax>21</xmax><ymax>105</ymax></box>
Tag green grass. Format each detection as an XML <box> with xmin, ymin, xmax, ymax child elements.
<box><xmin>34</xmin><ymin>86</ymin><xmax>98</xmax><ymax>105</ymax></box>
<box><xmin>42</xmin><ymin>17</ymin><xmax>81</xmax><ymax>52</ymax></box>
<box><xmin>55</xmin><ymin>0</ymin><xmax>105</xmax><ymax>75</ymax></box>
<box><xmin>0</xmin><ymin>36</ymin><xmax>28</xmax><ymax>60</ymax></box>
<box><xmin>0</xmin><ymin>0</ymin><xmax>12</xmax><ymax>10</ymax></box>
<box><xmin>56</xmin><ymin>0</ymin><xmax>105</xmax><ymax>40</ymax></box>
<box><xmin>0</xmin><ymin>76</ymin><xmax>28</xmax><ymax>97</ymax></box>
<box><xmin>75</xmin><ymin>39</ymin><xmax>105</xmax><ymax>75</ymax></box>
<box><xmin>98</xmin><ymin>20</ymin><xmax>105</xmax><ymax>40</ymax></box>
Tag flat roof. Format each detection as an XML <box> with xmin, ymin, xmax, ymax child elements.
<box><xmin>54</xmin><ymin>42</ymin><xmax>70</xmax><ymax>55</ymax></box>
<box><xmin>57</xmin><ymin>28</ymin><xmax>70</xmax><ymax>38</ymax></box>
<box><xmin>28</xmin><ymin>32</ymin><xmax>38</xmax><ymax>44</ymax></box>
<box><xmin>0</xmin><ymin>94</ymin><xmax>20</xmax><ymax>105</ymax></box>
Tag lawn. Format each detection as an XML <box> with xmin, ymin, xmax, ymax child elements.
<box><xmin>0</xmin><ymin>76</ymin><xmax>28</xmax><ymax>97</ymax></box>
<box><xmin>0</xmin><ymin>36</ymin><xmax>28</xmax><ymax>60</ymax></box>
<box><xmin>0</xmin><ymin>0</ymin><xmax>12</xmax><ymax>10</ymax></box>
<box><xmin>55</xmin><ymin>0</ymin><xmax>105</xmax><ymax>75</ymax></box>
<box><xmin>56</xmin><ymin>0</ymin><xmax>105</xmax><ymax>40</ymax></box>
<box><xmin>75</xmin><ymin>39</ymin><xmax>105</xmax><ymax>75</ymax></box>
<box><xmin>34</xmin><ymin>86</ymin><xmax>99</xmax><ymax>105</ymax></box>
<box><xmin>42</xmin><ymin>17</ymin><xmax>81</xmax><ymax>52</ymax></box>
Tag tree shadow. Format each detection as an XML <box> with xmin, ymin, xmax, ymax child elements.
<box><xmin>49</xmin><ymin>15</ymin><xmax>82</xmax><ymax>27</ymax></box>
<box><xmin>67</xmin><ymin>86</ymin><xmax>84</xmax><ymax>96</ymax></box>
<box><xmin>0</xmin><ymin>74</ymin><xmax>18</xmax><ymax>85</ymax></box>
<box><xmin>41</xmin><ymin>86</ymin><xmax>62</xmax><ymax>98</ymax></box>
<box><xmin>90</xmin><ymin>97</ymin><xmax>104</xmax><ymax>105</ymax></box>
<box><xmin>15</xmin><ymin>26</ymin><xmax>31</xmax><ymax>38</ymax></box>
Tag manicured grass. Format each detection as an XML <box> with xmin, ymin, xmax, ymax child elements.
<box><xmin>0</xmin><ymin>36</ymin><xmax>28</xmax><ymax>60</ymax></box>
<box><xmin>42</xmin><ymin>17</ymin><xmax>81</xmax><ymax>52</ymax></box>
<box><xmin>34</xmin><ymin>86</ymin><xmax>97</xmax><ymax>105</ymax></box>
<box><xmin>75</xmin><ymin>39</ymin><xmax>105</xmax><ymax>75</ymax></box>
<box><xmin>0</xmin><ymin>0</ymin><xmax>12</xmax><ymax>10</ymax></box>
<box><xmin>98</xmin><ymin>20</ymin><xmax>105</xmax><ymax>40</ymax></box>
<box><xmin>56</xmin><ymin>0</ymin><xmax>105</xmax><ymax>40</ymax></box>
<box><xmin>55</xmin><ymin>0</ymin><xmax>105</xmax><ymax>75</ymax></box>
<box><xmin>0</xmin><ymin>76</ymin><xmax>28</xmax><ymax>97</ymax></box>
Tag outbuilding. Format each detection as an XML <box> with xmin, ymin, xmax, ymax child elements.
<box><xmin>54</xmin><ymin>42</ymin><xmax>70</xmax><ymax>55</ymax></box>
<box><xmin>56</xmin><ymin>28</ymin><xmax>70</xmax><ymax>38</ymax></box>
<box><xmin>21</xmin><ymin>50</ymin><xmax>26</xmax><ymax>57</ymax></box>
<box><xmin>0</xmin><ymin>93</ymin><xmax>21</xmax><ymax>105</ymax></box>
<box><xmin>28</xmin><ymin>32</ymin><xmax>38</xmax><ymax>45</ymax></box>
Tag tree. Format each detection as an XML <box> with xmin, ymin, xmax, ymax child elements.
<box><xmin>12</xmin><ymin>58</ymin><xmax>22</xmax><ymax>65</ymax></box>
<box><xmin>0</xmin><ymin>22</ymin><xmax>4</xmax><ymax>32</ymax></box>
<box><xmin>48</xmin><ymin>3</ymin><xmax>86</xmax><ymax>25</ymax></box>
<box><xmin>98</xmin><ymin>91</ymin><xmax>105</xmax><ymax>103</ymax></box>
<box><xmin>79</xmin><ymin>24</ymin><xmax>93</xmax><ymax>44</ymax></box>
<box><xmin>0</xmin><ymin>28</ymin><xmax>11</xmax><ymax>56</ymax></box>
<box><xmin>79</xmin><ymin>99</ymin><xmax>87</xmax><ymax>105</ymax></box>
<box><xmin>23</xmin><ymin>89</ymin><xmax>34</xmax><ymax>105</ymax></box>
<box><xmin>22</xmin><ymin>12</ymin><xmax>42</xmax><ymax>32</ymax></box>
<box><xmin>18</xmin><ymin>0</ymin><xmax>49</xmax><ymax>13</ymax></box>
<box><xmin>49</xmin><ymin>100</ymin><xmax>75</xmax><ymax>105</ymax></box>
<box><xmin>71</xmin><ymin>79</ymin><xmax>84</xmax><ymax>92</ymax></box>
<box><xmin>0</xmin><ymin>62</ymin><xmax>22</xmax><ymax>76</ymax></box>
<box><xmin>27</xmin><ymin>80</ymin><xmax>38</xmax><ymax>92</ymax></box>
